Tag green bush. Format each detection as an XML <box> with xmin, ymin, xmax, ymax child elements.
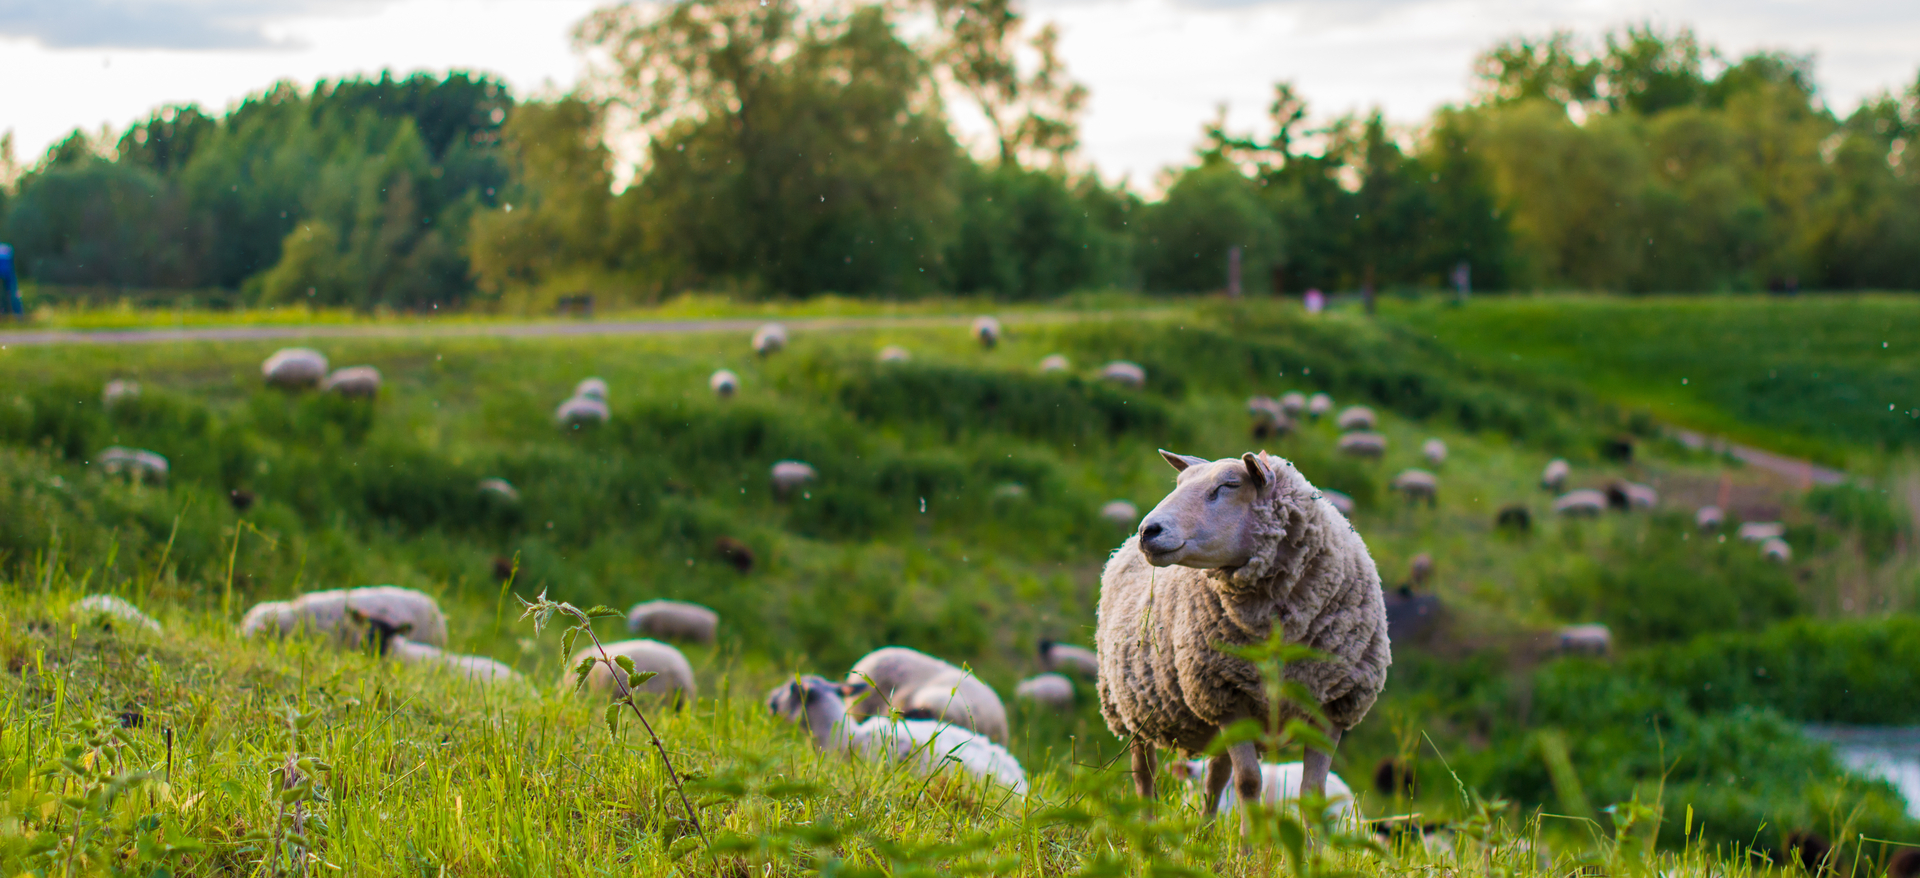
<box><xmin>1625</xmin><ymin>616</ymin><xmax>1920</xmax><ymax>725</ymax></box>
<box><xmin>836</xmin><ymin>361</ymin><xmax>1177</xmax><ymax>444</ymax></box>
<box><xmin>1804</xmin><ymin>483</ymin><xmax>1907</xmax><ymax>559</ymax></box>
<box><xmin>1539</xmin><ymin>516</ymin><xmax>1803</xmax><ymax>644</ymax></box>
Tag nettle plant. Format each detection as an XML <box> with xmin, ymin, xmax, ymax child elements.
<box><xmin>22</xmin><ymin>713</ymin><xmax>204</xmax><ymax>876</ymax></box>
<box><xmin>243</xmin><ymin>705</ymin><xmax>331</xmax><ymax>876</ymax></box>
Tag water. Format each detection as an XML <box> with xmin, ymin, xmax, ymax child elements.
<box><xmin>1803</xmin><ymin>725</ymin><xmax>1920</xmax><ymax>819</ymax></box>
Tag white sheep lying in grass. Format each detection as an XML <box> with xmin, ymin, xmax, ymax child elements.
<box><xmin>1336</xmin><ymin>406</ymin><xmax>1376</xmax><ymax>432</ymax></box>
<box><xmin>239</xmin><ymin>586</ymin><xmax>448</xmax><ymax>648</ymax></box>
<box><xmin>1391</xmin><ymin>469</ymin><xmax>1438</xmax><ymax>505</ymax></box>
<box><xmin>564</xmin><ymin>638</ymin><xmax>696</xmax><ymax>703</ymax></box>
<box><xmin>1696</xmin><ymin>505</ymin><xmax>1724</xmax><ymax>531</ymax></box>
<box><xmin>1608</xmin><ymin>481</ymin><xmax>1657</xmax><ymax>510</ymax></box>
<box><xmin>556</xmin><ymin>395</ymin><xmax>609</xmax><ymax>427</ymax></box>
<box><xmin>1100</xmin><ymin>361</ymin><xmax>1146</xmax><ymax>387</ymax></box>
<box><xmin>878</xmin><ymin>345</ymin><xmax>911</xmax><ymax>363</ymax></box>
<box><xmin>625</xmin><ymin>600</ymin><xmax>718</xmax><ymax>644</ymax></box>
<box><xmin>263</xmin><ymin>348</ymin><xmax>328</xmax><ymax>389</ymax></box>
<box><xmin>102</xmin><ymin>380</ymin><xmax>141</xmax><ymax>408</ymax></box>
<box><xmin>1739</xmin><ymin>522</ymin><xmax>1786</xmax><ymax>542</ymax></box>
<box><xmin>1761</xmin><ymin>538</ymin><xmax>1792</xmax><ymax>563</ymax></box>
<box><xmin>477</xmin><ymin>477</ymin><xmax>520</xmax><ymax>503</ymax></box>
<box><xmin>99</xmin><ymin>447</ymin><xmax>168</xmax><ymax>485</ymax></box>
<box><xmin>1422</xmin><ymin>439</ymin><xmax>1447</xmax><ymax>467</ymax></box>
<box><xmin>1553</xmin><ymin>490</ymin><xmax>1606</xmax><ymax>517</ymax></box>
<box><xmin>710</xmin><ymin>369</ymin><xmax>739</xmax><ymax>398</ymax></box>
<box><xmin>1099</xmin><ymin>450</ymin><xmax>1390</xmax><ymax>820</ymax></box>
<box><xmin>1038</xmin><ymin>354</ymin><xmax>1070</xmax><ymax>373</ymax></box>
<box><xmin>1100</xmin><ymin>500</ymin><xmax>1139</xmax><ymax>525</ymax></box>
<box><xmin>1556</xmin><ymin>623</ymin><xmax>1612</xmax><ymax>656</ymax></box>
<box><xmin>1039</xmin><ymin>640</ymin><xmax>1098</xmax><ymax>677</ymax></box>
<box><xmin>972</xmin><ymin>316</ymin><xmax>1001</xmax><ymax>349</ymax></box>
<box><xmin>771</xmin><ymin>460</ymin><xmax>817</xmax><ymax>498</ymax></box>
<box><xmin>1306</xmin><ymin>393</ymin><xmax>1332</xmax><ymax>419</ymax></box>
<box><xmin>767</xmin><ymin>675</ymin><xmax>1028</xmax><ymax>795</ymax></box>
<box><xmin>573</xmin><ymin>377</ymin><xmax>609</xmax><ymax>403</ymax></box>
<box><xmin>753</xmin><ymin>323</ymin><xmax>788</xmax><ymax>356</ymax></box>
<box><xmin>1171</xmin><ymin>759</ymin><xmax>1356</xmax><ymax>819</ymax></box>
<box><xmin>1336</xmin><ymin>432</ymin><xmax>1387</xmax><ymax>459</ymax></box>
<box><xmin>324</xmin><ymin>366</ymin><xmax>381</xmax><ymax>398</ymax></box>
<box><xmin>1541</xmin><ymin>459</ymin><xmax>1570</xmax><ymax>492</ymax></box>
<box><xmin>844</xmin><ymin>647</ymin><xmax>1009</xmax><ymax>742</ymax></box>
<box><xmin>72</xmin><ymin>595</ymin><xmax>162</xmax><ymax>634</ymax></box>
<box><xmin>387</xmin><ymin>637</ymin><xmax>524</xmax><ymax>687</ymax></box>
<box><xmin>1014</xmin><ymin>673</ymin><xmax>1075</xmax><ymax>710</ymax></box>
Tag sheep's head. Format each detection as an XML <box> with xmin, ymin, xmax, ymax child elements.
<box><xmin>766</xmin><ymin>675</ymin><xmax>871</xmax><ymax>724</ymax></box>
<box><xmin>1138</xmin><ymin>450</ymin><xmax>1282</xmax><ymax>570</ymax></box>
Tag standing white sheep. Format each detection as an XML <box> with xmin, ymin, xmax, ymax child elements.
<box><xmin>710</xmin><ymin>369</ymin><xmax>740</xmax><ymax>398</ymax></box>
<box><xmin>767</xmin><ymin>675</ymin><xmax>1028</xmax><ymax>795</ymax></box>
<box><xmin>1171</xmin><ymin>759</ymin><xmax>1356</xmax><ymax>820</ymax></box>
<box><xmin>1335</xmin><ymin>406</ymin><xmax>1376</xmax><ymax>432</ymax></box>
<box><xmin>262</xmin><ymin>348</ymin><xmax>329</xmax><ymax>389</ymax></box>
<box><xmin>1038</xmin><ymin>354</ymin><xmax>1070</xmax><ymax>373</ymax></box>
<box><xmin>1279</xmin><ymin>392</ymin><xmax>1307</xmax><ymax>416</ymax></box>
<box><xmin>878</xmin><ymin>346</ymin><xmax>911</xmax><ymax>363</ymax></box>
<box><xmin>1556</xmin><ymin>624</ymin><xmax>1612</xmax><ymax>656</ymax></box>
<box><xmin>753</xmin><ymin>323</ymin><xmax>789</xmax><ymax>356</ymax></box>
<box><xmin>1607</xmin><ymin>481</ymin><xmax>1658</xmax><ymax>510</ymax></box>
<box><xmin>563</xmin><ymin>638</ymin><xmax>697</xmax><ymax>703</ymax></box>
<box><xmin>1541</xmin><ymin>459</ymin><xmax>1570</xmax><ymax>492</ymax></box>
<box><xmin>324</xmin><ymin>366</ymin><xmax>382</xmax><ymax>398</ymax></box>
<box><xmin>771</xmin><ymin>461</ymin><xmax>817</xmax><ymax>498</ymax></box>
<box><xmin>1695</xmin><ymin>506</ymin><xmax>1724</xmax><ymax>531</ymax></box>
<box><xmin>1014</xmin><ymin>674</ymin><xmax>1075</xmax><ymax>711</ymax></box>
<box><xmin>1422</xmin><ymin>439</ymin><xmax>1447</xmax><ymax>467</ymax></box>
<box><xmin>1038</xmin><ymin>640</ymin><xmax>1098</xmax><ymax>677</ymax></box>
<box><xmin>971</xmin><ymin>316</ymin><xmax>1001</xmax><ymax>349</ymax></box>
<box><xmin>1097</xmin><ymin>450</ymin><xmax>1390</xmax><ymax>823</ymax></box>
<box><xmin>844</xmin><ymin>646</ymin><xmax>1009</xmax><ymax>742</ymax></box>
<box><xmin>98</xmin><ymin>447</ymin><xmax>168</xmax><ymax>485</ymax></box>
<box><xmin>1336</xmin><ymin>432</ymin><xmax>1387</xmax><ymax>459</ymax></box>
<box><xmin>1761</xmin><ymin>538</ymin><xmax>1792</xmax><ymax>563</ymax></box>
<box><xmin>1553</xmin><ymin>490</ymin><xmax>1607</xmax><ymax>517</ymax></box>
<box><xmin>102</xmin><ymin>380</ymin><xmax>141</xmax><ymax>408</ymax></box>
<box><xmin>625</xmin><ymin>600</ymin><xmax>719</xmax><ymax>644</ymax></box>
<box><xmin>1739</xmin><ymin>522</ymin><xmax>1786</xmax><ymax>542</ymax></box>
<box><xmin>556</xmin><ymin>396</ymin><xmax>609</xmax><ymax>427</ymax></box>
<box><xmin>574</xmin><ymin>377</ymin><xmax>609</xmax><ymax>403</ymax></box>
<box><xmin>1100</xmin><ymin>361</ymin><xmax>1146</xmax><ymax>387</ymax></box>
<box><xmin>1306</xmin><ymin>393</ymin><xmax>1333</xmax><ymax>419</ymax></box>
<box><xmin>1391</xmin><ymin>469</ymin><xmax>1438</xmax><ymax>506</ymax></box>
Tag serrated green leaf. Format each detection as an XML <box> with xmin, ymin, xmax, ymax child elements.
<box><xmin>573</xmin><ymin>655</ymin><xmax>597</xmax><ymax>690</ymax></box>
<box><xmin>561</xmin><ymin>627</ymin><xmax>579</xmax><ymax>663</ymax></box>
<box><xmin>585</xmin><ymin>605</ymin><xmax>622</xmax><ymax>617</ymax></box>
<box><xmin>604</xmin><ymin>702</ymin><xmax>621</xmax><ymax>736</ymax></box>
<box><xmin>614</xmin><ymin>654</ymin><xmax>635</xmax><ymax>674</ymax></box>
<box><xmin>628</xmin><ymin>670</ymin><xmax>657</xmax><ymax>689</ymax></box>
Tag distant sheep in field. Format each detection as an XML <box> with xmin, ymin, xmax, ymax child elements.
<box><xmin>710</xmin><ymin>369</ymin><xmax>739</xmax><ymax>398</ymax></box>
<box><xmin>771</xmin><ymin>461</ymin><xmax>817</xmax><ymax>498</ymax></box>
<box><xmin>1322</xmin><ymin>489</ymin><xmax>1355</xmax><ymax>517</ymax></box>
<box><xmin>1038</xmin><ymin>354</ymin><xmax>1070</xmax><ymax>373</ymax></box>
<box><xmin>1391</xmin><ymin>469</ymin><xmax>1438</xmax><ymax>506</ymax></box>
<box><xmin>1100</xmin><ymin>361</ymin><xmax>1146</xmax><ymax>388</ymax></box>
<box><xmin>971</xmin><ymin>316</ymin><xmax>1001</xmax><ymax>349</ymax></box>
<box><xmin>1540</xmin><ymin>459</ymin><xmax>1570</xmax><ymax>492</ymax></box>
<box><xmin>573</xmin><ymin>377</ymin><xmax>609</xmax><ymax>402</ymax></box>
<box><xmin>1336</xmin><ymin>406</ymin><xmax>1376</xmax><ymax>432</ymax></box>
<box><xmin>1100</xmin><ymin>500</ymin><xmax>1139</xmax><ymax>525</ymax></box>
<box><xmin>99</xmin><ymin>447</ymin><xmax>168</xmax><ymax>485</ymax></box>
<box><xmin>1247</xmin><ymin>397</ymin><xmax>1291</xmax><ymax>439</ymax></box>
<box><xmin>72</xmin><ymin>595</ymin><xmax>162</xmax><ymax>634</ymax></box>
<box><xmin>477</xmin><ymin>477</ymin><xmax>519</xmax><ymax>504</ymax></box>
<box><xmin>1384</xmin><ymin>586</ymin><xmax>1441</xmax><ymax>642</ymax></box>
<box><xmin>1496</xmin><ymin>504</ymin><xmax>1532</xmax><ymax>532</ymax></box>
<box><xmin>1422</xmin><ymin>439</ymin><xmax>1447</xmax><ymax>467</ymax></box>
<box><xmin>1337</xmin><ymin>431</ymin><xmax>1387</xmax><ymax>459</ymax></box>
<box><xmin>713</xmin><ymin>536</ymin><xmax>755</xmax><ymax>573</ymax></box>
<box><xmin>1553</xmin><ymin>490</ymin><xmax>1606</xmax><ymax>517</ymax></box>
<box><xmin>1556</xmin><ymin>623</ymin><xmax>1612</xmax><ymax>656</ymax></box>
<box><xmin>1886</xmin><ymin>846</ymin><xmax>1920</xmax><ymax>878</ymax></box>
<box><xmin>1695</xmin><ymin>505</ymin><xmax>1724</xmax><ymax>531</ymax></box>
<box><xmin>564</xmin><ymin>638</ymin><xmax>696</xmax><ymax>704</ymax></box>
<box><xmin>1038</xmin><ymin>640</ymin><xmax>1098</xmax><ymax>677</ymax></box>
<box><xmin>845</xmin><ymin>646</ymin><xmax>1009</xmax><ymax>742</ymax></box>
<box><xmin>228</xmin><ymin>488</ymin><xmax>255</xmax><ymax>512</ymax></box>
<box><xmin>1099</xmin><ymin>450</ymin><xmax>1390</xmax><ymax>820</ymax></box>
<box><xmin>1606</xmin><ymin>481</ymin><xmax>1657</xmax><ymax>511</ymax></box>
<box><xmin>1279</xmin><ymin>392</ymin><xmax>1306</xmax><ymax>416</ymax></box>
<box><xmin>752</xmin><ymin>323</ymin><xmax>788</xmax><ymax>356</ymax></box>
<box><xmin>992</xmin><ymin>482</ymin><xmax>1028</xmax><ymax>501</ymax></box>
<box><xmin>767</xmin><ymin>675</ymin><xmax>1028</xmax><ymax>794</ymax></box>
<box><xmin>1600</xmin><ymin>435</ymin><xmax>1634</xmax><ymax>463</ymax></box>
<box><xmin>556</xmin><ymin>395</ymin><xmax>609</xmax><ymax>427</ymax></box>
<box><xmin>626</xmin><ymin>600</ymin><xmax>718</xmax><ymax>644</ymax></box>
<box><xmin>239</xmin><ymin>586</ymin><xmax>448</xmax><ymax>649</ymax></box>
<box><xmin>878</xmin><ymin>345</ymin><xmax>911</xmax><ymax>363</ymax></box>
<box><xmin>387</xmin><ymin>637</ymin><xmax>524</xmax><ymax>688</ymax></box>
<box><xmin>1739</xmin><ymin>522</ymin><xmax>1786</xmax><ymax>542</ymax></box>
<box><xmin>262</xmin><ymin>348</ymin><xmax>328</xmax><ymax>389</ymax></box>
<box><xmin>102</xmin><ymin>380</ymin><xmax>141</xmax><ymax>408</ymax></box>
<box><xmin>1307</xmin><ymin>393</ymin><xmax>1333</xmax><ymax>419</ymax></box>
<box><xmin>324</xmin><ymin>366</ymin><xmax>382</xmax><ymax>398</ymax></box>
<box><xmin>1171</xmin><ymin>759</ymin><xmax>1356</xmax><ymax>820</ymax></box>
<box><xmin>1014</xmin><ymin>673</ymin><xmax>1075</xmax><ymax>710</ymax></box>
<box><xmin>1407</xmin><ymin>553</ymin><xmax>1433</xmax><ymax>589</ymax></box>
<box><xmin>1761</xmin><ymin>538</ymin><xmax>1792</xmax><ymax>563</ymax></box>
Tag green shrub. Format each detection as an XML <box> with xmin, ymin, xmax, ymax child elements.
<box><xmin>836</xmin><ymin>361</ymin><xmax>1177</xmax><ymax>445</ymax></box>
<box><xmin>1805</xmin><ymin>483</ymin><xmax>1907</xmax><ymax>559</ymax></box>
<box><xmin>1539</xmin><ymin>516</ymin><xmax>1802</xmax><ymax>644</ymax></box>
<box><xmin>1625</xmin><ymin>616</ymin><xmax>1920</xmax><ymax>725</ymax></box>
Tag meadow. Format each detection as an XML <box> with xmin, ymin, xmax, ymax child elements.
<box><xmin>2</xmin><ymin>295</ymin><xmax>1918</xmax><ymax>875</ymax></box>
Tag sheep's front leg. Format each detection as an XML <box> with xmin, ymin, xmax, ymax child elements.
<box><xmin>1227</xmin><ymin>741</ymin><xmax>1262</xmax><ymax>836</ymax></box>
<box><xmin>1130</xmin><ymin>739</ymin><xmax>1158</xmax><ymax>799</ymax></box>
<box><xmin>1301</xmin><ymin>725</ymin><xmax>1343</xmax><ymax>805</ymax></box>
<box><xmin>1203</xmin><ymin>752</ymin><xmax>1233</xmax><ymax>817</ymax></box>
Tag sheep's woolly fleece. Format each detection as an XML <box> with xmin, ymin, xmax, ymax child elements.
<box><xmin>1095</xmin><ymin>452</ymin><xmax>1390</xmax><ymax>754</ymax></box>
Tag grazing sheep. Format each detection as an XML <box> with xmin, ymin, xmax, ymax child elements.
<box><xmin>72</xmin><ymin>595</ymin><xmax>162</xmax><ymax>634</ymax></box>
<box><xmin>1888</xmin><ymin>846</ymin><xmax>1920</xmax><ymax>878</ymax></box>
<box><xmin>1422</xmin><ymin>439</ymin><xmax>1447</xmax><ymax>467</ymax></box>
<box><xmin>1100</xmin><ymin>500</ymin><xmax>1139</xmax><ymax>525</ymax></box>
<box><xmin>1278</xmin><ymin>392</ymin><xmax>1306</xmax><ymax>416</ymax></box>
<box><xmin>878</xmin><ymin>345</ymin><xmax>911</xmax><ymax>363</ymax></box>
<box><xmin>1540</xmin><ymin>459</ymin><xmax>1570</xmax><ymax>492</ymax></box>
<box><xmin>1335</xmin><ymin>406</ymin><xmax>1376</xmax><ymax>432</ymax></box>
<box><xmin>709</xmin><ymin>369</ymin><xmax>739</xmax><ymax>398</ymax></box>
<box><xmin>992</xmin><ymin>482</ymin><xmax>1028</xmax><ymax>501</ymax></box>
<box><xmin>1556</xmin><ymin>623</ymin><xmax>1612</xmax><ymax>656</ymax></box>
<box><xmin>1038</xmin><ymin>354</ymin><xmax>1071</xmax><ymax>373</ymax></box>
<box><xmin>238</xmin><ymin>600</ymin><xmax>292</xmax><ymax>639</ymax></box>
<box><xmin>228</xmin><ymin>488</ymin><xmax>255</xmax><ymax>512</ymax></box>
<box><xmin>556</xmin><ymin>396</ymin><xmax>609</xmax><ymax>426</ymax></box>
<box><xmin>1606</xmin><ymin>481</ymin><xmax>1658</xmax><ymax>511</ymax></box>
<box><xmin>1336</xmin><ymin>432</ymin><xmax>1387</xmax><ymax>459</ymax></box>
<box><xmin>324</xmin><ymin>366</ymin><xmax>381</xmax><ymax>398</ymax></box>
<box><xmin>752</xmin><ymin>323</ymin><xmax>788</xmax><ymax>356</ymax></box>
<box><xmin>1383</xmin><ymin>586</ymin><xmax>1441</xmax><ymax>642</ymax></box>
<box><xmin>1553</xmin><ymin>490</ymin><xmax>1607</xmax><ymax>517</ymax></box>
<box><xmin>1014</xmin><ymin>673</ymin><xmax>1075</xmax><ymax>710</ymax></box>
<box><xmin>1171</xmin><ymin>759</ymin><xmax>1356</xmax><ymax>820</ymax></box>
<box><xmin>1761</xmin><ymin>538</ymin><xmax>1792</xmax><ymax>563</ymax></box>
<box><xmin>767</xmin><ymin>675</ymin><xmax>1028</xmax><ymax>794</ymax></box>
<box><xmin>98</xmin><ymin>447</ymin><xmax>168</xmax><ymax>485</ymax></box>
<box><xmin>844</xmin><ymin>646</ymin><xmax>1009</xmax><ymax>742</ymax></box>
<box><xmin>1322</xmin><ymin>490</ymin><xmax>1355</xmax><ymax>517</ymax></box>
<box><xmin>1600</xmin><ymin>435</ymin><xmax>1634</xmax><ymax>463</ymax></box>
<box><xmin>238</xmin><ymin>586</ymin><xmax>448</xmax><ymax>648</ymax></box>
<box><xmin>262</xmin><ymin>348</ymin><xmax>329</xmax><ymax>389</ymax></box>
<box><xmin>1407</xmin><ymin>553</ymin><xmax>1433</xmax><ymax>589</ymax></box>
<box><xmin>573</xmin><ymin>377</ymin><xmax>609</xmax><ymax>403</ymax></box>
<box><xmin>1495</xmin><ymin>504</ymin><xmax>1532</xmax><ymax>532</ymax></box>
<box><xmin>713</xmin><ymin>536</ymin><xmax>755</xmax><ymax>573</ymax></box>
<box><xmin>1038</xmin><ymin>640</ymin><xmax>1099</xmax><ymax>677</ymax></box>
<box><xmin>1739</xmin><ymin>522</ymin><xmax>1786</xmax><ymax>542</ymax></box>
<box><xmin>387</xmin><ymin>637</ymin><xmax>524</xmax><ymax>688</ymax></box>
<box><xmin>1695</xmin><ymin>505</ymin><xmax>1724</xmax><ymax>531</ymax></box>
<box><xmin>1247</xmin><ymin>397</ymin><xmax>1291</xmax><ymax>439</ymax></box>
<box><xmin>971</xmin><ymin>316</ymin><xmax>1001</xmax><ymax>349</ymax></box>
<box><xmin>1099</xmin><ymin>450</ymin><xmax>1391</xmax><ymax>819</ymax></box>
<box><xmin>1100</xmin><ymin>361</ymin><xmax>1146</xmax><ymax>388</ymax></box>
<box><xmin>1306</xmin><ymin>393</ymin><xmax>1333</xmax><ymax>419</ymax></box>
<box><xmin>564</xmin><ymin>638</ymin><xmax>697</xmax><ymax>703</ymax></box>
<box><xmin>477</xmin><ymin>477</ymin><xmax>520</xmax><ymax>504</ymax></box>
<box><xmin>102</xmin><ymin>380</ymin><xmax>141</xmax><ymax>408</ymax></box>
<box><xmin>1391</xmin><ymin>469</ymin><xmax>1438</xmax><ymax>506</ymax></box>
<box><xmin>626</xmin><ymin>600</ymin><xmax>718</xmax><ymax>644</ymax></box>
<box><xmin>771</xmin><ymin>460</ymin><xmax>817</xmax><ymax>498</ymax></box>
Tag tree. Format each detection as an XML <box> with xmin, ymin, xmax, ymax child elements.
<box><xmin>926</xmin><ymin>0</ymin><xmax>1088</xmax><ymax>168</ymax></box>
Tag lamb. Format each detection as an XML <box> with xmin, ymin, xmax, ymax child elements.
<box><xmin>1335</xmin><ymin>406</ymin><xmax>1376</xmax><ymax>432</ymax></box>
<box><xmin>1606</xmin><ymin>481</ymin><xmax>1657</xmax><ymax>510</ymax></box>
<box><xmin>72</xmin><ymin>595</ymin><xmax>162</xmax><ymax>634</ymax></box>
<box><xmin>1038</xmin><ymin>640</ymin><xmax>1099</xmax><ymax>677</ymax></box>
<box><xmin>1540</xmin><ymin>459</ymin><xmax>1570</xmax><ymax>492</ymax></box>
<box><xmin>1336</xmin><ymin>432</ymin><xmax>1387</xmax><ymax>459</ymax></box>
<box><xmin>767</xmin><ymin>675</ymin><xmax>1027</xmax><ymax>795</ymax></box>
<box><xmin>573</xmin><ymin>377</ymin><xmax>609</xmax><ymax>403</ymax></box>
<box><xmin>1391</xmin><ymin>469</ymin><xmax>1438</xmax><ymax>506</ymax></box>
<box><xmin>1100</xmin><ymin>361</ymin><xmax>1146</xmax><ymax>387</ymax></box>
<box><xmin>563</xmin><ymin>638</ymin><xmax>696</xmax><ymax>703</ymax></box>
<box><xmin>1170</xmin><ymin>759</ymin><xmax>1356</xmax><ymax>820</ymax></box>
<box><xmin>556</xmin><ymin>395</ymin><xmax>609</xmax><ymax>427</ymax></box>
<box><xmin>844</xmin><ymin>646</ymin><xmax>1009</xmax><ymax>742</ymax></box>
<box><xmin>98</xmin><ymin>447</ymin><xmax>168</xmax><ymax>485</ymax></box>
<box><xmin>477</xmin><ymin>477</ymin><xmax>520</xmax><ymax>504</ymax></box>
<box><xmin>771</xmin><ymin>460</ymin><xmax>817</xmax><ymax>498</ymax></box>
<box><xmin>262</xmin><ymin>348</ymin><xmax>328</xmax><ymax>389</ymax></box>
<box><xmin>1695</xmin><ymin>505</ymin><xmax>1724</xmax><ymax>531</ymax></box>
<box><xmin>1556</xmin><ymin>623</ymin><xmax>1612</xmax><ymax>656</ymax></box>
<box><xmin>386</xmin><ymin>637</ymin><xmax>525</xmax><ymax>688</ymax></box>
<box><xmin>1553</xmin><ymin>490</ymin><xmax>1607</xmax><ymax>517</ymax></box>
<box><xmin>1100</xmin><ymin>500</ymin><xmax>1139</xmax><ymax>525</ymax></box>
<box><xmin>626</xmin><ymin>599</ymin><xmax>718</xmax><ymax>644</ymax></box>
<box><xmin>1014</xmin><ymin>673</ymin><xmax>1075</xmax><ymax>710</ymax></box>
<box><xmin>323</xmin><ymin>366</ymin><xmax>382</xmax><ymax>398</ymax></box>
<box><xmin>971</xmin><ymin>316</ymin><xmax>1001</xmax><ymax>349</ymax></box>
<box><xmin>1097</xmin><ymin>450</ymin><xmax>1391</xmax><ymax>822</ymax></box>
<box><xmin>102</xmin><ymin>380</ymin><xmax>141</xmax><ymax>408</ymax></box>
<box><xmin>1738</xmin><ymin>522</ymin><xmax>1786</xmax><ymax>542</ymax></box>
<box><xmin>1306</xmin><ymin>393</ymin><xmax>1333</xmax><ymax>419</ymax></box>
<box><xmin>1278</xmin><ymin>392</ymin><xmax>1306</xmax><ymax>416</ymax></box>
<box><xmin>1038</xmin><ymin>354</ymin><xmax>1071</xmax><ymax>373</ymax></box>
<box><xmin>1761</xmin><ymin>538</ymin><xmax>1792</xmax><ymax>563</ymax></box>
<box><xmin>709</xmin><ymin>369</ymin><xmax>740</xmax><ymax>398</ymax></box>
<box><xmin>878</xmin><ymin>345</ymin><xmax>911</xmax><ymax>363</ymax></box>
<box><xmin>752</xmin><ymin>323</ymin><xmax>788</xmax><ymax>356</ymax></box>
<box><xmin>238</xmin><ymin>586</ymin><xmax>448</xmax><ymax>648</ymax></box>
<box><xmin>1422</xmin><ymin>438</ymin><xmax>1447</xmax><ymax>468</ymax></box>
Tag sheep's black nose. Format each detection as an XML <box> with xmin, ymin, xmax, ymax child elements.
<box><xmin>1141</xmin><ymin>522</ymin><xmax>1163</xmax><ymax>541</ymax></box>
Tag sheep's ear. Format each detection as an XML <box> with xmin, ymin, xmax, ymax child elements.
<box><xmin>1160</xmin><ymin>449</ymin><xmax>1208</xmax><ymax>472</ymax></box>
<box><xmin>1242</xmin><ymin>453</ymin><xmax>1270</xmax><ymax>490</ymax></box>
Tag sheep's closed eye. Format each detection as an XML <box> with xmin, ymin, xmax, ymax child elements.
<box><xmin>1210</xmin><ymin>481</ymin><xmax>1240</xmax><ymax>501</ymax></box>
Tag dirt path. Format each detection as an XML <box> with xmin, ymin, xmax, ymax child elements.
<box><xmin>1668</xmin><ymin>427</ymin><xmax>1850</xmax><ymax>487</ymax></box>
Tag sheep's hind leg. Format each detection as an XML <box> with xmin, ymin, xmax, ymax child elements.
<box><xmin>1130</xmin><ymin>739</ymin><xmax>1158</xmax><ymax>799</ymax></box>
<box><xmin>1301</xmin><ymin>726</ymin><xmax>1343</xmax><ymax>816</ymax></box>
<box><xmin>1203</xmin><ymin>752</ymin><xmax>1233</xmax><ymax>817</ymax></box>
<box><xmin>1228</xmin><ymin>741</ymin><xmax>1262</xmax><ymax>836</ymax></box>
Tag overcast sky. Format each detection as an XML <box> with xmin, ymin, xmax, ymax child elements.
<box><xmin>3</xmin><ymin>0</ymin><xmax>1917</xmax><ymax>189</ymax></box>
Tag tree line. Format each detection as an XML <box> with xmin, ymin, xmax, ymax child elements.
<box><xmin>1</xmin><ymin>2</ymin><xmax>1916</xmax><ymax>308</ymax></box>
